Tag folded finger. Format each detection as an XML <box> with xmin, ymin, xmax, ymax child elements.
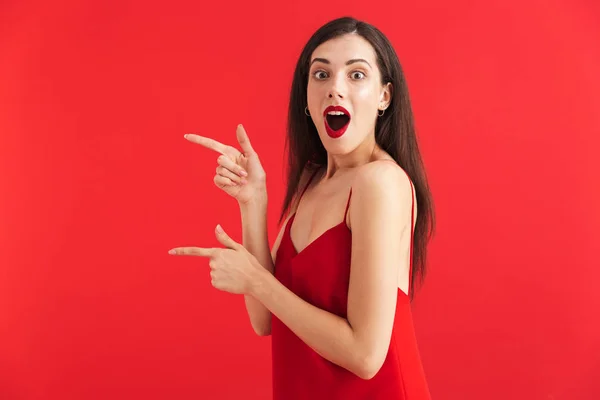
<box><xmin>216</xmin><ymin>166</ymin><xmax>243</xmax><ymax>184</ymax></box>
<box><xmin>214</xmin><ymin>174</ymin><xmax>237</xmax><ymax>187</ymax></box>
<box><xmin>217</xmin><ymin>155</ymin><xmax>248</xmax><ymax>177</ymax></box>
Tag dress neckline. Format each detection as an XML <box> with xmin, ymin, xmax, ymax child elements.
<box><xmin>286</xmin><ymin>167</ymin><xmax>352</xmax><ymax>258</ymax></box>
<box><xmin>286</xmin><ymin>211</ymin><xmax>350</xmax><ymax>257</ymax></box>
<box><xmin>282</xmin><ymin>159</ymin><xmax>416</xmax><ymax>296</ymax></box>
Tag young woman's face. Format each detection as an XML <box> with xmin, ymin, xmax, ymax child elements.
<box><xmin>307</xmin><ymin>34</ymin><xmax>391</xmax><ymax>153</ymax></box>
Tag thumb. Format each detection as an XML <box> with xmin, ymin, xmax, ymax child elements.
<box><xmin>215</xmin><ymin>224</ymin><xmax>242</xmax><ymax>250</ymax></box>
<box><xmin>236</xmin><ymin>124</ymin><xmax>255</xmax><ymax>155</ymax></box>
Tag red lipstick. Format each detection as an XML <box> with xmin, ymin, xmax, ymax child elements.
<box><xmin>323</xmin><ymin>105</ymin><xmax>351</xmax><ymax>138</ymax></box>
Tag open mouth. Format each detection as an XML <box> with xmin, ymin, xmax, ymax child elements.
<box><xmin>326</xmin><ymin>114</ymin><xmax>350</xmax><ymax>131</ymax></box>
<box><xmin>323</xmin><ymin>106</ymin><xmax>351</xmax><ymax>138</ymax></box>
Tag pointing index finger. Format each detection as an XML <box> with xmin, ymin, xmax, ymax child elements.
<box><xmin>185</xmin><ymin>134</ymin><xmax>228</xmax><ymax>155</ymax></box>
<box><xmin>168</xmin><ymin>247</ymin><xmax>216</xmax><ymax>257</ymax></box>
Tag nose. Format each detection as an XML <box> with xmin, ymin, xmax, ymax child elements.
<box><xmin>327</xmin><ymin>74</ymin><xmax>346</xmax><ymax>99</ymax></box>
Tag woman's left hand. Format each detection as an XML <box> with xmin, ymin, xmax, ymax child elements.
<box><xmin>168</xmin><ymin>224</ymin><xmax>262</xmax><ymax>295</ymax></box>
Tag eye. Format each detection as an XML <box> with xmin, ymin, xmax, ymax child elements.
<box><xmin>351</xmin><ymin>71</ymin><xmax>366</xmax><ymax>80</ymax></box>
<box><xmin>313</xmin><ymin>70</ymin><xmax>328</xmax><ymax>80</ymax></box>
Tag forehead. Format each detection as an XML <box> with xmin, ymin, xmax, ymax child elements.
<box><xmin>310</xmin><ymin>34</ymin><xmax>377</xmax><ymax>65</ymax></box>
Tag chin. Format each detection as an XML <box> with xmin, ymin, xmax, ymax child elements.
<box><xmin>320</xmin><ymin>135</ymin><xmax>354</xmax><ymax>155</ymax></box>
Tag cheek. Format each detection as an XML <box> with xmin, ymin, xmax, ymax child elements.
<box><xmin>351</xmin><ymin>87</ymin><xmax>379</xmax><ymax>121</ymax></box>
<box><xmin>307</xmin><ymin>85</ymin><xmax>322</xmax><ymax>105</ymax></box>
<box><xmin>354</xmin><ymin>85</ymin><xmax>378</xmax><ymax>104</ymax></box>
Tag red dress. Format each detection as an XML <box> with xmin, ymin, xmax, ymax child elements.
<box><xmin>271</xmin><ymin>166</ymin><xmax>431</xmax><ymax>399</ymax></box>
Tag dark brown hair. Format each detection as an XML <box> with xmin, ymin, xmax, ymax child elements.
<box><xmin>279</xmin><ymin>16</ymin><xmax>436</xmax><ymax>298</ymax></box>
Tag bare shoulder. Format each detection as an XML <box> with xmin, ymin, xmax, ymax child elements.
<box><xmin>353</xmin><ymin>159</ymin><xmax>413</xmax><ymax>199</ymax></box>
<box><xmin>348</xmin><ymin>160</ymin><xmax>414</xmax><ymax>228</ymax></box>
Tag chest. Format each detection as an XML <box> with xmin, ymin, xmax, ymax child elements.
<box><xmin>281</xmin><ymin>210</ymin><xmax>353</xmax><ymax>317</ymax></box>
<box><xmin>289</xmin><ymin>183</ymin><xmax>352</xmax><ymax>255</ymax></box>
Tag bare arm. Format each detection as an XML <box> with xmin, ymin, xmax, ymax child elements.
<box><xmin>239</xmin><ymin>192</ymin><xmax>273</xmax><ymax>336</ymax></box>
<box><xmin>241</xmin><ymin>167</ymin><xmax>313</xmax><ymax>336</ymax></box>
<box><xmin>248</xmin><ymin>162</ymin><xmax>413</xmax><ymax>378</ymax></box>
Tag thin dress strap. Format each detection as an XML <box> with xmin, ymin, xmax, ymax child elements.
<box><xmin>395</xmin><ymin>166</ymin><xmax>416</xmax><ymax>294</ymax></box>
<box><xmin>343</xmin><ymin>159</ymin><xmax>401</xmax><ymax>222</ymax></box>
<box><xmin>343</xmin><ymin>188</ymin><xmax>352</xmax><ymax>222</ymax></box>
<box><xmin>407</xmin><ymin>175</ymin><xmax>415</xmax><ymax>294</ymax></box>
<box><xmin>298</xmin><ymin>167</ymin><xmax>320</xmax><ymax>204</ymax></box>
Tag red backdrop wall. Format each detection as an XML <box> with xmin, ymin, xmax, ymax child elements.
<box><xmin>1</xmin><ymin>1</ymin><xmax>599</xmax><ymax>399</ymax></box>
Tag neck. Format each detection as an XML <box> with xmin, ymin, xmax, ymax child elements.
<box><xmin>324</xmin><ymin>134</ymin><xmax>380</xmax><ymax>180</ymax></box>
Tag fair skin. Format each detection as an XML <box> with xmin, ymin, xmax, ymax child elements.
<box><xmin>169</xmin><ymin>33</ymin><xmax>416</xmax><ymax>380</ymax></box>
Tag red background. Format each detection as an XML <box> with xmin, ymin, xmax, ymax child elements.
<box><xmin>1</xmin><ymin>1</ymin><xmax>599</xmax><ymax>399</ymax></box>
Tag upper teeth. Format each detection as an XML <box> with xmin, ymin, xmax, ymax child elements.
<box><xmin>327</xmin><ymin>111</ymin><xmax>346</xmax><ymax>115</ymax></box>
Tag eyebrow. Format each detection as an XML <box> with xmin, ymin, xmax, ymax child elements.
<box><xmin>310</xmin><ymin>58</ymin><xmax>372</xmax><ymax>69</ymax></box>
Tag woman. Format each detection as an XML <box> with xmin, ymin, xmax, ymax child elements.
<box><xmin>169</xmin><ymin>16</ymin><xmax>435</xmax><ymax>399</ymax></box>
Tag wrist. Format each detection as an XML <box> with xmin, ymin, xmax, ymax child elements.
<box><xmin>249</xmin><ymin>259</ymin><xmax>272</xmax><ymax>299</ymax></box>
<box><xmin>239</xmin><ymin>191</ymin><xmax>268</xmax><ymax>210</ymax></box>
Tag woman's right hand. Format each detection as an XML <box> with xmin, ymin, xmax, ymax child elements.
<box><xmin>184</xmin><ymin>124</ymin><xmax>267</xmax><ymax>205</ymax></box>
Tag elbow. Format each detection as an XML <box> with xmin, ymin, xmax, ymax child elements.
<box><xmin>252</xmin><ymin>321</ymin><xmax>271</xmax><ymax>337</ymax></box>
<box><xmin>254</xmin><ymin>326</ymin><xmax>271</xmax><ymax>337</ymax></box>
<box><xmin>354</xmin><ymin>352</ymin><xmax>385</xmax><ymax>380</ymax></box>
<box><xmin>247</xmin><ymin>310</ymin><xmax>272</xmax><ymax>336</ymax></box>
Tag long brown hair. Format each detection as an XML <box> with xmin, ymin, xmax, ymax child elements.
<box><xmin>279</xmin><ymin>16</ymin><xmax>436</xmax><ymax>298</ymax></box>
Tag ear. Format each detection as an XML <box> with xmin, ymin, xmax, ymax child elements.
<box><xmin>380</xmin><ymin>82</ymin><xmax>393</xmax><ymax>109</ymax></box>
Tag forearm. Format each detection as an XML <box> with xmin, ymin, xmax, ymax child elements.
<box><xmin>239</xmin><ymin>191</ymin><xmax>273</xmax><ymax>335</ymax></box>
<box><xmin>239</xmin><ymin>192</ymin><xmax>273</xmax><ymax>273</ymax></box>
<box><xmin>250</xmin><ymin>267</ymin><xmax>369</xmax><ymax>378</ymax></box>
